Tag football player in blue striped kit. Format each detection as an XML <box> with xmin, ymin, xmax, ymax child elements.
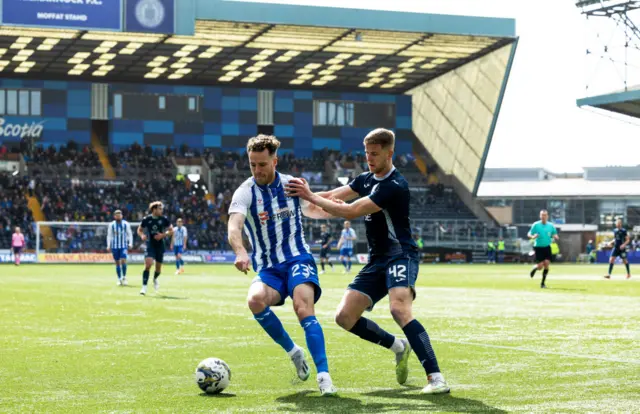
<box><xmin>287</xmin><ymin>128</ymin><xmax>450</xmax><ymax>395</ymax></box>
<box><xmin>171</xmin><ymin>218</ymin><xmax>188</xmax><ymax>275</ymax></box>
<box><xmin>338</xmin><ymin>220</ymin><xmax>357</xmax><ymax>273</ymax></box>
<box><xmin>106</xmin><ymin>210</ymin><xmax>133</xmax><ymax>286</ymax></box>
<box><xmin>227</xmin><ymin>135</ymin><xmax>338</xmax><ymax>396</ymax></box>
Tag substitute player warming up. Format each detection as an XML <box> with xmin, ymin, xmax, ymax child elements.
<box><xmin>227</xmin><ymin>135</ymin><xmax>337</xmax><ymax>396</ymax></box>
<box><xmin>528</xmin><ymin>209</ymin><xmax>559</xmax><ymax>288</ymax></box>
<box><xmin>287</xmin><ymin>128</ymin><xmax>449</xmax><ymax>395</ymax></box>
<box><xmin>107</xmin><ymin>210</ymin><xmax>133</xmax><ymax>286</ymax></box>
<box><xmin>11</xmin><ymin>226</ymin><xmax>25</xmax><ymax>266</ymax></box>
<box><xmin>137</xmin><ymin>202</ymin><xmax>173</xmax><ymax>295</ymax></box>
<box><xmin>605</xmin><ymin>218</ymin><xmax>631</xmax><ymax>280</ymax></box>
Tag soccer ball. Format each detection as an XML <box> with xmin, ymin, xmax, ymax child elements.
<box><xmin>195</xmin><ymin>358</ymin><xmax>231</xmax><ymax>394</ymax></box>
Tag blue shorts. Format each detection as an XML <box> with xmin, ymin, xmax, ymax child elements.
<box><xmin>348</xmin><ymin>253</ymin><xmax>419</xmax><ymax>311</ymax></box>
<box><xmin>253</xmin><ymin>254</ymin><xmax>321</xmax><ymax>307</ymax></box>
<box><xmin>611</xmin><ymin>247</ymin><xmax>627</xmax><ymax>259</ymax></box>
<box><xmin>173</xmin><ymin>245</ymin><xmax>184</xmax><ymax>255</ymax></box>
<box><xmin>146</xmin><ymin>243</ymin><xmax>165</xmax><ymax>263</ymax></box>
<box><xmin>111</xmin><ymin>248</ymin><xmax>128</xmax><ymax>261</ymax></box>
<box><xmin>340</xmin><ymin>247</ymin><xmax>353</xmax><ymax>258</ymax></box>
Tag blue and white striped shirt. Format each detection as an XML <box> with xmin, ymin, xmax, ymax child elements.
<box><xmin>173</xmin><ymin>226</ymin><xmax>188</xmax><ymax>247</ymax></box>
<box><xmin>341</xmin><ymin>228</ymin><xmax>357</xmax><ymax>249</ymax></box>
<box><xmin>228</xmin><ymin>172</ymin><xmax>311</xmax><ymax>272</ymax></box>
<box><xmin>107</xmin><ymin>220</ymin><xmax>133</xmax><ymax>249</ymax></box>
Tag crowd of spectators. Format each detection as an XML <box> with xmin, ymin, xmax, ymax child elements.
<box><xmin>0</xmin><ymin>173</ymin><xmax>36</xmax><ymax>249</ymax></box>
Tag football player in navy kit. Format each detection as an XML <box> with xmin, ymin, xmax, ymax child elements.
<box><xmin>286</xmin><ymin>128</ymin><xmax>449</xmax><ymax>394</ymax></box>
<box><xmin>137</xmin><ymin>201</ymin><xmax>173</xmax><ymax>295</ymax></box>
<box><xmin>605</xmin><ymin>218</ymin><xmax>631</xmax><ymax>279</ymax></box>
<box><xmin>318</xmin><ymin>224</ymin><xmax>334</xmax><ymax>274</ymax></box>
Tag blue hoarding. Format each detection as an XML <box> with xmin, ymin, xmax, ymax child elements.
<box><xmin>2</xmin><ymin>0</ymin><xmax>123</xmax><ymax>31</ymax></box>
<box><xmin>125</xmin><ymin>0</ymin><xmax>174</xmax><ymax>34</ymax></box>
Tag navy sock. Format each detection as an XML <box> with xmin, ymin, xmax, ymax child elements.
<box><xmin>342</xmin><ymin>260</ymin><xmax>347</xmax><ymax>269</ymax></box>
<box><xmin>154</xmin><ymin>271</ymin><xmax>160</xmax><ymax>280</ymax></box>
<box><xmin>321</xmin><ymin>262</ymin><xmax>325</xmax><ymax>271</ymax></box>
<box><xmin>176</xmin><ymin>260</ymin><xmax>180</xmax><ymax>270</ymax></box>
<box><xmin>181</xmin><ymin>259</ymin><xmax>185</xmax><ymax>267</ymax></box>
<box><xmin>254</xmin><ymin>307</ymin><xmax>295</xmax><ymax>353</ymax></box>
<box><xmin>347</xmin><ymin>260</ymin><xmax>352</xmax><ymax>271</ymax></box>
<box><xmin>349</xmin><ymin>317</ymin><xmax>396</xmax><ymax>349</ymax></box>
<box><xmin>402</xmin><ymin>319</ymin><xmax>441</xmax><ymax>375</ymax></box>
<box><xmin>142</xmin><ymin>270</ymin><xmax>150</xmax><ymax>286</ymax></box>
<box><xmin>122</xmin><ymin>263</ymin><xmax>127</xmax><ymax>276</ymax></box>
<box><xmin>608</xmin><ymin>262</ymin><xmax>614</xmax><ymax>275</ymax></box>
<box><xmin>301</xmin><ymin>316</ymin><xmax>329</xmax><ymax>374</ymax></box>
<box><xmin>625</xmin><ymin>263</ymin><xmax>630</xmax><ymax>274</ymax></box>
<box><xmin>329</xmin><ymin>262</ymin><xmax>334</xmax><ymax>269</ymax></box>
<box><xmin>542</xmin><ymin>269</ymin><xmax>549</xmax><ymax>284</ymax></box>
<box><xmin>116</xmin><ymin>265</ymin><xmax>122</xmax><ymax>279</ymax></box>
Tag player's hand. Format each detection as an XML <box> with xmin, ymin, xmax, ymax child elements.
<box><xmin>140</xmin><ymin>234</ymin><xmax>147</xmax><ymax>241</ymax></box>
<box><xmin>285</xmin><ymin>178</ymin><xmax>313</xmax><ymax>201</ymax></box>
<box><xmin>154</xmin><ymin>233</ymin><xmax>164</xmax><ymax>241</ymax></box>
<box><xmin>530</xmin><ymin>234</ymin><xmax>539</xmax><ymax>239</ymax></box>
<box><xmin>234</xmin><ymin>253</ymin><xmax>250</xmax><ymax>275</ymax></box>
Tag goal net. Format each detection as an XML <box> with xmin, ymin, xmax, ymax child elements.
<box><xmin>36</xmin><ymin>221</ymin><xmax>142</xmax><ymax>264</ymax></box>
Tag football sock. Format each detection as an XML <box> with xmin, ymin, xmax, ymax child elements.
<box><xmin>608</xmin><ymin>263</ymin><xmax>614</xmax><ymax>275</ymax></box>
<box><xmin>402</xmin><ymin>319</ymin><xmax>440</xmax><ymax>376</ymax></box>
<box><xmin>321</xmin><ymin>262</ymin><xmax>325</xmax><ymax>271</ymax></box>
<box><xmin>625</xmin><ymin>263</ymin><xmax>630</xmax><ymax>274</ymax></box>
<box><xmin>542</xmin><ymin>269</ymin><xmax>549</xmax><ymax>285</ymax></box>
<box><xmin>142</xmin><ymin>270</ymin><xmax>150</xmax><ymax>286</ymax></box>
<box><xmin>531</xmin><ymin>266</ymin><xmax>538</xmax><ymax>276</ymax></box>
<box><xmin>253</xmin><ymin>307</ymin><xmax>294</xmax><ymax>353</ymax></box>
<box><xmin>301</xmin><ymin>316</ymin><xmax>329</xmax><ymax>373</ymax></box>
<box><xmin>180</xmin><ymin>259</ymin><xmax>185</xmax><ymax>267</ymax></box>
<box><xmin>349</xmin><ymin>317</ymin><xmax>396</xmax><ymax>349</ymax></box>
<box><xmin>342</xmin><ymin>260</ymin><xmax>347</xmax><ymax>269</ymax></box>
<box><xmin>116</xmin><ymin>265</ymin><xmax>122</xmax><ymax>279</ymax></box>
<box><xmin>122</xmin><ymin>263</ymin><xmax>127</xmax><ymax>277</ymax></box>
<box><xmin>176</xmin><ymin>260</ymin><xmax>180</xmax><ymax>270</ymax></box>
<box><xmin>329</xmin><ymin>262</ymin><xmax>334</xmax><ymax>269</ymax></box>
<box><xmin>154</xmin><ymin>271</ymin><xmax>160</xmax><ymax>280</ymax></box>
<box><xmin>347</xmin><ymin>260</ymin><xmax>352</xmax><ymax>271</ymax></box>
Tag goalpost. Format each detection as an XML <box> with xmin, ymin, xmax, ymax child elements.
<box><xmin>36</xmin><ymin>221</ymin><xmax>141</xmax><ymax>263</ymax></box>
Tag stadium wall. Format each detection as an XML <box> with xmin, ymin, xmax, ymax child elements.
<box><xmin>109</xmin><ymin>83</ymin><xmax>415</xmax><ymax>157</ymax></box>
<box><xmin>0</xmin><ymin>79</ymin><xmax>92</xmax><ymax>148</ymax></box>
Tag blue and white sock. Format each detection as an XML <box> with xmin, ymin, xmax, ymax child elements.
<box><xmin>122</xmin><ymin>263</ymin><xmax>127</xmax><ymax>277</ymax></box>
<box><xmin>301</xmin><ymin>315</ymin><xmax>329</xmax><ymax>373</ymax></box>
<box><xmin>116</xmin><ymin>265</ymin><xmax>122</xmax><ymax>279</ymax></box>
<box><xmin>176</xmin><ymin>260</ymin><xmax>180</xmax><ymax>270</ymax></box>
<box><xmin>254</xmin><ymin>307</ymin><xmax>295</xmax><ymax>353</ymax></box>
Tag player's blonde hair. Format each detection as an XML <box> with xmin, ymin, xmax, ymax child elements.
<box><xmin>246</xmin><ymin>134</ymin><xmax>281</xmax><ymax>156</ymax></box>
<box><xmin>148</xmin><ymin>201</ymin><xmax>163</xmax><ymax>213</ymax></box>
<box><xmin>363</xmin><ymin>128</ymin><xmax>395</xmax><ymax>149</ymax></box>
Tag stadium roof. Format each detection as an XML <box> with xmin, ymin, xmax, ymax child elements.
<box><xmin>0</xmin><ymin>0</ymin><xmax>517</xmax><ymax>93</ymax></box>
<box><xmin>576</xmin><ymin>87</ymin><xmax>640</xmax><ymax>120</ymax></box>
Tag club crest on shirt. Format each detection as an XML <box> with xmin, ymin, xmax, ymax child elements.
<box><xmin>258</xmin><ymin>211</ymin><xmax>269</xmax><ymax>225</ymax></box>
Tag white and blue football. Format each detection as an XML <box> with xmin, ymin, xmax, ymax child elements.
<box><xmin>195</xmin><ymin>358</ymin><xmax>231</xmax><ymax>394</ymax></box>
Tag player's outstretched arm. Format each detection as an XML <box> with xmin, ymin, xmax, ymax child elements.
<box><xmin>228</xmin><ymin>213</ymin><xmax>250</xmax><ymax>274</ymax></box>
<box><xmin>137</xmin><ymin>224</ymin><xmax>146</xmax><ymax>241</ymax></box>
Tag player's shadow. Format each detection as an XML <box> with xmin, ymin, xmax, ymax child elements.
<box><xmin>276</xmin><ymin>390</ymin><xmax>441</xmax><ymax>413</ymax></box>
<box><xmin>152</xmin><ymin>295</ymin><xmax>188</xmax><ymax>300</ymax></box>
<box><xmin>364</xmin><ymin>387</ymin><xmax>507</xmax><ymax>413</ymax></box>
<box><xmin>546</xmin><ymin>287</ymin><xmax>587</xmax><ymax>292</ymax></box>
<box><xmin>199</xmin><ymin>392</ymin><xmax>236</xmax><ymax>398</ymax></box>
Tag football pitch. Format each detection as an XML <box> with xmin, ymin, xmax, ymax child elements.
<box><xmin>1</xmin><ymin>263</ymin><xmax>638</xmax><ymax>413</ymax></box>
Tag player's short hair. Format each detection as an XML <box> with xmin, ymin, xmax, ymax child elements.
<box><xmin>540</xmin><ymin>209</ymin><xmax>548</xmax><ymax>214</ymax></box>
<box><xmin>177</xmin><ymin>217</ymin><xmax>183</xmax><ymax>222</ymax></box>
<box><xmin>114</xmin><ymin>210</ymin><xmax>122</xmax><ymax>215</ymax></box>
<box><xmin>148</xmin><ymin>201</ymin><xmax>163</xmax><ymax>213</ymax></box>
<box><xmin>246</xmin><ymin>134</ymin><xmax>281</xmax><ymax>156</ymax></box>
<box><xmin>363</xmin><ymin>128</ymin><xmax>395</xmax><ymax>149</ymax></box>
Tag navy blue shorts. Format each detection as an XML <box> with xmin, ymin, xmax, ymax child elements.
<box><xmin>320</xmin><ymin>247</ymin><xmax>330</xmax><ymax>259</ymax></box>
<box><xmin>340</xmin><ymin>247</ymin><xmax>353</xmax><ymax>258</ymax></box>
<box><xmin>173</xmin><ymin>245</ymin><xmax>184</xmax><ymax>255</ymax></box>
<box><xmin>12</xmin><ymin>246</ymin><xmax>22</xmax><ymax>254</ymax></box>
<box><xmin>146</xmin><ymin>243</ymin><xmax>165</xmax><ymax>263</ymax></box>
<box><xmin>611</xmin><ymin>247</ymin><xmax>628</xmax><ymax>259</ymax></box>
<box><xmin>252</xmin><ymin>254</ymin><xmax>321</xmax><ymax>307</ymax></box>
<box><xmin>348</xmin><ymin>253</ymin><xmax>419</xmax><ymax>311</ymax></box>
<box><xmin>111</xmin><ymin>248</ymin><xmax>128</xmax><ymax>261</ymax></box>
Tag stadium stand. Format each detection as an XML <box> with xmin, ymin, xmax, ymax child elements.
<box><xmin>0</xmin><ymin>172</ymin><xmax>36</xmax><ymax>249</ymax></box>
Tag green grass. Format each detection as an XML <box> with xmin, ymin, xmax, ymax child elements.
<box><xmin>1</xmin><ymin>263</ymin><xmax>639</xmax><ymax>413</ymax></box>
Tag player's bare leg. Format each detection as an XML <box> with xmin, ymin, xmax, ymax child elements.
<box><xmin>389</xmin><ymin>287</ymin><xmax>449</xmax><ymax>394</ymax></box>
<box><xmin>247</xmin><ymin>282</ymin><xmax>309</xmax><ymax>382</ymax></box>
<box><xmin>335</xmin><ymin>290</ymin><xmax>409</xmax><ymax>385</ymax></box>
<box><xmin>293</xmin><ymin>283</ymin><xmax>336</xmax><ymax>396</ymax></box>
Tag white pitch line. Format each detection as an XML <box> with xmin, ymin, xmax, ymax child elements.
<box><xmin>435</xmin><ymin>339</ymin><xmax>640</xmax><ymax>365</ymax></box>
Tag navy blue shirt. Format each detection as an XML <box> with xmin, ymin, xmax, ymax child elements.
<box><xmin>349</xmin><ymin>168</ymin><xmax>417</xmax><ymax>256</ymax></box>
<box><xmin>140</xmin><ymin>214</ymin><xmax>171</xmax><ymax>249</ymax></box>
<box><xmin>320</xmin><ymin>231</ymin><xmax>332</xmax><ymax>247</ymax></box>
<box><xmin>613</xmin><ymin>227</ymin><xmax>628</xmax><ymax>249</ymax></box>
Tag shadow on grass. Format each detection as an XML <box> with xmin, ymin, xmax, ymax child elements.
<box><xmin>363</xmin><ymin>386</ymin><xmax>507</xmax><ymax>413</ymax></box>
<box><xmin>199</xmin><ymin>392</ymin><xmax>236</xmax><ymax>398</ymax></box>
<box><xmin>152</xmin><ymin>295</ymin><xmax>189</xmax><ymax>300</ymax></box>
<box><xmin>546</xmin><ymin>287</ymin><xmax>587</xmax><ymax>292</ymax></box>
